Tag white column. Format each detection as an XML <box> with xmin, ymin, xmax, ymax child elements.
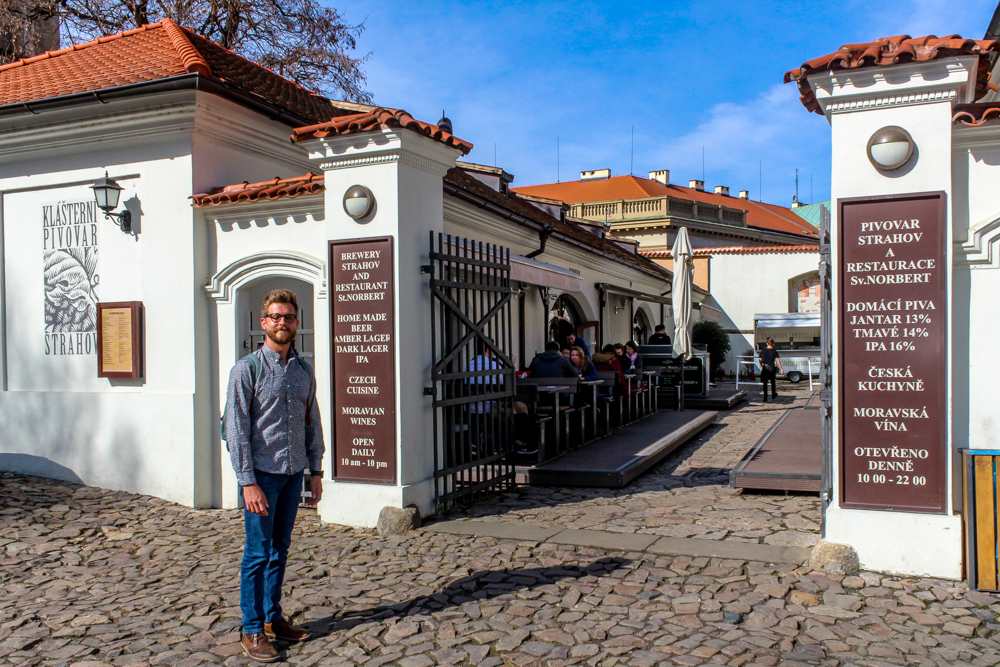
<box><xmin>304</xmin><ymin>129</ymin><xmax>460</xmax><ymax>527</ymax></box>
<box><xmin>809</xmin><ymin>57</ymin><xmax>979</xmax><ymax>577</ymax></box>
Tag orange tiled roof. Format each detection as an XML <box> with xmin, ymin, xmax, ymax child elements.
<box><xmin>291</xmin><ymin>107</ymin><xmax>473</xmax><ymax>155</ymax></box>
<box><xmin>191</xmin><ymin>172</ymin><xmax>324</xmax><ymax>207</ymax></box>
<box><xmin>511</xmin><ymin>175</ymin><xmax>817</xmax><ymax>239</ymax></box>
<box><xmin>953</xmin><ymin>103</ymin><xmax>1000</xmax><ymax>127</ymax></box>
<box><xmin>784</xmin><ymin>35</ymin><xmax>999</xmax><ymax>114</ymax></box>
<box><xmin>0</xmin><ymin>19</ymin><xmax>345</xmax><ymax>123</ymax></box>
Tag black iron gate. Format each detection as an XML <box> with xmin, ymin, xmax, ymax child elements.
<box><xmin>427</xmin><ymin>232</ymin><xmax>516</xmax><ymax>514</ymax></box>
<box><xmin>819</xmin><ymin>205</ymin><xmax>833</xmax><ymax>531</ymax></box>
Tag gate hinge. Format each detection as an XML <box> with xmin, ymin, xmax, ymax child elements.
<box><xmin>420</xmin><ymin>264</ymin><xmax>433</xmax><ymax>274</ymax></box>
<box><xmin>423</xmin><ymin>387</ymin><xmax>435</xmax><ymax>396</ymax></box>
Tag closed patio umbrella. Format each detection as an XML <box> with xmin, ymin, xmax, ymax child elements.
<box><xmin>671</xmin><ymin>227</ymin><xmax>694</xmax><ymax>409</ymax></box>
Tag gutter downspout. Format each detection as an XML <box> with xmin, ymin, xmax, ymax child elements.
<box><xmin>524</xmin><ymin>222</ymin><xmax>554</xmax><ymax>259</ymax></box>
<box><xmin>598</xmin><ymin>286</ymin><xmax>606</xmax><ymax>349</ymax></box>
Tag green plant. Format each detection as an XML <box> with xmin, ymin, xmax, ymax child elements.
<box><xmin>692</xmin><ymin>320</ymin><xmax>731</xmax><ymax>374</ymax></box>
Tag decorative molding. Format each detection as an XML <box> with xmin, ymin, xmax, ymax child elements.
<box><xmin>955</xmin><ymin>214</ymin><xmax>1000</xmax><ymax>269</ymax></box>
<box><xmin>200</xmin><ymin>196</ymin><xmax>324</xmax><ymax>226</ymax></box>
<box><xmin>319</xmin><ymin>153</ymin><xmax>400</xmax><ymax>171</ymax></box>
<box><xmin>318</xmin><ymin>150</ymin><xmax>450</xmax><ymax>176</ymax></box>
<box><xmin>822</xmin><ymin>88</ymin><xmax>957</xmax><ymax>114</ymax></box>
<box><xmin>205</xmin><ymin>251</ymin><xmax>327</xmax><ymax>302</ymax></box>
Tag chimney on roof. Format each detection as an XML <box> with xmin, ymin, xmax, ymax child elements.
<box><xmin>791</xmin><ymin>201</ymin><xmax>803</xmax><ymax>208</ymax></box>
<box><xmin>714</xmin><ymin>185</ymin><xmax>730</xmax><ymax>196</ymax></box>
<box><xmin>689</xmin><ymin>179</ymin><xmax>704</xmax><ymax>192</ymax></box>
<box><xmin>581</xmin><ymin>168</ymin><xmax>611</xmax><ymax>181</ymax></box>
<box><xmin>648</xmin><ymin>170</ymin><xmax>670</xmax><ymax>186</ymax></box>
<box><xmin>739</xmin><ymin>190</ymin><xmax>749</xmax><ymax>199</ymax></box>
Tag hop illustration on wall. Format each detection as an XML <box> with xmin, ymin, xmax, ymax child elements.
<box><xmin>43</xmin><ymin>247</ymin><xmax>99</xmax><ymax>334</ymax></box>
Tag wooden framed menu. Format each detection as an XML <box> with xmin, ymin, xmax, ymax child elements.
<box><xmin>97</xmin><ymin>301</ymin><xmax>144</xmax><ymax>379</ymax></box>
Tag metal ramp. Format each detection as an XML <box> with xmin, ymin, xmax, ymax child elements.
<box><xmin>730</xmin><ymin>401</ymin><xmax>822</xmax><ymax>493</ymax></box>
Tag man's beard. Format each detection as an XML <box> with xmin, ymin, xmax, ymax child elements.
<box><xmin>267</xmin><ymin>327</ymin><xmax>296</xmax><ymax>345</ymax></box>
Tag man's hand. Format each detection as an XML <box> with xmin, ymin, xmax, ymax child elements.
<box><xmin>242</xmin><ymin>484</ymin><xmax>269</xmax><ymax>516</ymax></box>
<box><xmin>308</xmin><ymin>476</ymin><xmax>323</xmax><ymax>506</ymax></box>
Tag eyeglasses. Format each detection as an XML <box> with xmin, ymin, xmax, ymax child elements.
<box><xmin>265</xmin><ymin>313</ymin><xmax>297</xmax><ymax>323</ymax></box>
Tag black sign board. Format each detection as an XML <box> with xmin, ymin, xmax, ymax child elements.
<box><xmin>660</xmin><ymin>356</ymin><xmax>706</xmax><ymax>396</ymax></box>
<box><xmin>330</xmin><ymin>237</ymin><xmax>396</xmax><ymax>484</ymax></box>
<box><xmin>838</xmin><ymin>192</ymin><xmax>947</xmax><ymax>513</ymax></box>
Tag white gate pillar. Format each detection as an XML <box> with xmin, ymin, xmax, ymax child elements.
<box><xmin>301</xmin><ymin>128</ymin><xmax>462</xmax><ymax>527</ymax></box>
<box><xmin>807</xmin><ymin>56</ymin><xmax>981</xmax><ymax>577</ymax></box>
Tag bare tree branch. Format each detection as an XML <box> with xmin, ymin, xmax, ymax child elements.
<box><xmin>0</xmin><ymin>0</ymin><xmax>371</xmax><ymax>103</ymax></box>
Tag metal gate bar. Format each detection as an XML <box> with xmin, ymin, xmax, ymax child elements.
<box><xmin>428</xmin><ymin>232</ymin><xmax>516</xmax><ymax>514</ymax></box>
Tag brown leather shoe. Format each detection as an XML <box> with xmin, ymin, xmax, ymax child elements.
<box><xmin>265</xmin><ymin>617</ymin><xmax>311</xmax><ymax>642</ymax></box>
<box><xmin>240</xmin><ymin>632</ymin><xmax>279</xmax><ymax>663</ymax></box>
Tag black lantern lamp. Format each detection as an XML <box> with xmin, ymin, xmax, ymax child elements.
<box><xmin>91</xmin><ymin>172</ymin><xmax>132</xmax><ymax>233</ymax></box>
<box><xmin>867</xmin><ymin>126</ymin><xmax>915</xmax><ymax>171</ymax></box>
<box><xmin>343</xmin><ymin>185</ymin><xmax>374</xmax><ymax>220</ymax></box>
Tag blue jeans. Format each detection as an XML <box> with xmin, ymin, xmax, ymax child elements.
<box><xmin>240</xmin><ymin>469</ymin><xmax>303</xmax><ymax>633</ymax></box>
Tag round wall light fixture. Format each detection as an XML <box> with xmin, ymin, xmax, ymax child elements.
<box><xmin>343</xmin><ymin>185</ymin><xmax>374</xmax><ymax>220</ymax></box>
<box><xmin>867</xmin><ymin>126</ymin><xmax>915</xmax><ymax>171</ymax></box>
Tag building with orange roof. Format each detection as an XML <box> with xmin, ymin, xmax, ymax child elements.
<box><xmin>512</xmin><ymin>168</ymin><xmax>819</xmax><ymax>256</ymax></box>
<box><xmin>0</xmin><ymin>20</ymin><xmax>709</xmax><ymax>526</ymax></box>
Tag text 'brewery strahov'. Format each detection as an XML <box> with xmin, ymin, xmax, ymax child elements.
<box><xmin>330</xmin><ymin>239</ymin><xmax>396</xmax><ymax>483</ymax></box>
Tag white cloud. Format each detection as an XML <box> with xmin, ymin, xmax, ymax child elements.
<box><xmin>647</xmin><ymin>84</ymin><xmax>831</xmax><ymax>204</ymax></box>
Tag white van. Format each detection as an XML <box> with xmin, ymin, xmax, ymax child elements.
<box><xmin>753</xmin><ymin>313</ymin><xmax>821</xmax><ymax>383</ymax></box>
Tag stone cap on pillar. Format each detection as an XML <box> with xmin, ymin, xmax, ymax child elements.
<box><xmin>784</xmin><ymin>35</ymin><xmax>998</xmax><ymax>118</ymax></box>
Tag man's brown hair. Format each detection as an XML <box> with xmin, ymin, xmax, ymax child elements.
<box><xmin>261</xmin><ymin>289</ymin><xmax>299</xmax><ymax>317</ymax></box>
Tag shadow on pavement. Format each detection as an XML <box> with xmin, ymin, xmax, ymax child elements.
<box><xmin>300</xmin><ymin>557</ymin><xmax>632</xmax><ymax>638</ymax></box>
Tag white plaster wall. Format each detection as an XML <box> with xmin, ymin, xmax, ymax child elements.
<box><xmin>0</xmin><ymin>136</ymin><xmax>202</xmax><ymax>505</ymax></box>
<box><xmin>705</xmin><ymin>252</ymin><xmax>821</xmax><ymax>373</ymax></box>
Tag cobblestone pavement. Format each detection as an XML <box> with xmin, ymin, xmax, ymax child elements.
<box><xmin>454</xmin><ymin>382</ymin><xmax>822</xmax><ymax>549</ymax></box>
<box><xmin>4</xmin><ymin>472</ymin><xmax>1000</xmax><ymax>667</ymax></box>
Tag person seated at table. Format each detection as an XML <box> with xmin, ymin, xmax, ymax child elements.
<box><xmin>528</xmin><ymin>341</ymin><xmax>578</xmax><ymax>378</ymax></box>
<box><xmin>593</xmin><ymin>344</ymin><xmax>627</xmax><ymax>395</ymax></box>
<box><xmin>560</xmin><ymin>346</ymin><xmax>572</xmax><ymax>361</ymax></box>
<box><xmin>570</xmin><ymin>346</ymin><xmax>599</xmax><ymax>382</ymax></box>
<box><xmin>647</xmin><ymin>325</ymin><xmax>671</xmax><ymax>346</ymax></box>
<box><xmin>624</xmin><ymin>340</ymin><xmax>643</xmax><ymax>372</ymax></box>
<box><xmin>614</xmin><ymin>343</ymin><xmax>632</xmax><ymax>374</ymax></box>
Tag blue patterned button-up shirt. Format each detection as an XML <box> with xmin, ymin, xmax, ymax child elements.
<box><xmin>226</xmin><ymin>344</ymin><xmax>324</xmax><ymax>486</ymax></box>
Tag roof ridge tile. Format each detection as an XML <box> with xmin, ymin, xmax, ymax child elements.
<box><xmin>160</xmin><ymin>18</ymin><xmax>212</xmax><ymax>76</ymax></box>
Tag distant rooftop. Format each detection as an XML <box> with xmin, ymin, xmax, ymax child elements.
<box><xmin>790</xmin><ymin>201</ymin><xmax>830</xmax><ymax>229</ymax></box>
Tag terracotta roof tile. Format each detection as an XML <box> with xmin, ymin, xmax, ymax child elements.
<box><xmin>291</xmin><ymin>107</ymin><xmax>473</xmax><ymax>155</ymax></box>
<box><xmin>191</xmin><ymin>172</ymin><xmax>324</xmax><ymax>207</ymax></box>
<box><xmin>512</xmin><ymin>175</ymin><xmax>817</xmax><ymax>239</ymax></box>
<box><xmin>444</xmin><ymin>168</ymin><xmax>672</xmax><ymax>281</ymax></box>
<box><xmin>0</xmin><ymin>19</ymin><xmax>345</xmax><ymax>123</ymax></box>
<box><xmin>953</xmin><ymin>102</ymin><xmax>1000</xmax><ymax>127</ymax></box>
<box><xmin>784</xmin><ymin>35</ymin><xmax>998</xmax><ymax>114</ymax></box>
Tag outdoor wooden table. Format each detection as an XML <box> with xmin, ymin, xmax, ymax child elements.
<box><xmin>580</xmin><ymin>379</ymin><xmax>603</xmax><ymax>440</ymax></box>
<box><xmin>535</xmin><ymin>385</ymin><xmax>572</xmax><ymax>457</ymax></box>
<box><xmin>643</xmin><ymin>371</ymin><xmax>659</xmax><ymax>413</ymax></box>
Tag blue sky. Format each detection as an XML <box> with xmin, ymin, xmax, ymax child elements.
<box><xmin>337</xmin><ymin>0</ymin><xmax>997</xmax><ymax>206</ymax></box>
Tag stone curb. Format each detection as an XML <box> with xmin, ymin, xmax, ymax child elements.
<box><xmin>424</xmin><ymin>519</ymin><xmax>812</xmax><ymax>565</ymax></box>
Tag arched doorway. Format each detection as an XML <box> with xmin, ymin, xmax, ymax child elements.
<box><xmin>548</xmin><ymin>293</ymin><xmax>582</xmax><ymax>347</ymax></box>
<box><xmin>238</xmin><ymin>276</ymin><xmax>315</xmax><ymax>363</ymax></box>
<box><xmin>632</xmin><ymin>308</ymin><xmax>651</xmax><ymax>344</ymax></box>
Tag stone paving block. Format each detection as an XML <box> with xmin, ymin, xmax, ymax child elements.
<box><xmin>547</xmin><ymin>529</ymin><xmax>658</xmax><ymax>552</ymax></box>
<box><xmin>647</xmin><ymin>537</ymin><xmax>810</xmax><ymax>565</ymax></box>
<box><xmin>423</xmin><ymin>520</ymin><xmax>561</xmax><ymax>543</ymax></box>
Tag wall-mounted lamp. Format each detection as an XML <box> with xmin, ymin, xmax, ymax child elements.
<box><xmin>343</xmin><ymin>185</ymin><xmax>374</xmax><ymax>220</ymax></box>
<box><xmin>867</xmin><ymin>126</ymin><xmax>915</xmax><ymax>172</ymax></box>
<box><xmin>91</xmin><ymin>172</ymin><xmax>131</xmax><ymax>233</ymax></box>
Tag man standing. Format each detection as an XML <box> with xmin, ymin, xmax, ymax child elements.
<box><xmin>565</xmin><ymin>332</ymin><xmax>590</xmax><ymax>358</ymax></box>
<box><xmin>647</xmin><ymin>325</ymin><xmax>671</xmax><ymax>346</ymax></box>
<box><xmin>227</xmin><ymin>289</ymin><xmax>324</xmax><ymax>662</ymax></box>
<box><xmin>759</xmin><ymin>338</ymin><xmax>783</xmax><ymax>402</ymax></box>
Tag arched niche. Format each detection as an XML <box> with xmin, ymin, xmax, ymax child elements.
<box><xmin>788</xmin><ymin>270</ymin><xmax>821</xmax><ymax>313</ymax></box>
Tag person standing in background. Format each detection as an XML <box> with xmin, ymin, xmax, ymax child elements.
<box><xmin>759</xmin><ymin>338</ymin><xmax>783</xmax><ymax>402</ymax></box>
